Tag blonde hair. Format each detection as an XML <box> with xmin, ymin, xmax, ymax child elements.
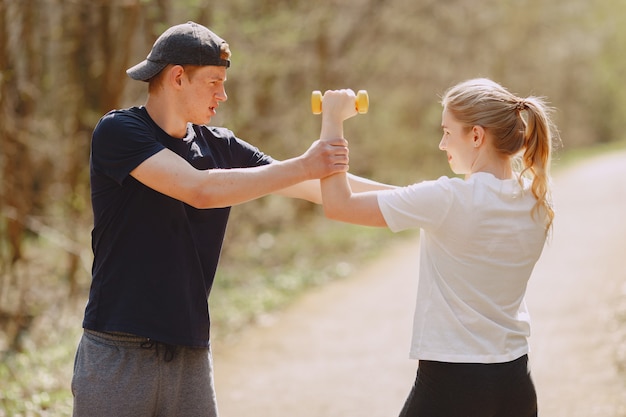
<box><xmin>441</xmin><ymin>78</ymin><xmax>559</xmax><ymax>233</ymax></box>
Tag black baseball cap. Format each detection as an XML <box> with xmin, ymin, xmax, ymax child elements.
<box><xmin>126</xmin><ymin>21</ymin><xmax>230</xmax><ymax>82</ymax></box>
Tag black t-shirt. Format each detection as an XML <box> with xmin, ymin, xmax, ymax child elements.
<box><xmin>84</xmin><ymin>106</ymin><xmax>273</xmax><ymax>347</ymax></box>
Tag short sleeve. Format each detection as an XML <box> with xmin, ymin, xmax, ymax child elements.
<box><xmin>91</xmin><ymin>110</ymin><xmax>165</xmax><ymax>185</ymax></box>
<box><xmin>377</xmin><ymin>176</ymin><xmax>455</xmax><ymax>232</ymax></box>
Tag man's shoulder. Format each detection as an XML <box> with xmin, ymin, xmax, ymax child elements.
<box><xmin>193</xmin><ymin>125</ymin><xmax>236</xmax><ymax>141</ymax></box>
<box><xmin>98</xmin><ymin>106</ymin><xmax>148</xmax><ymax>126</ymax></box>
<box><xmin>191</xmin><ymin>125</ymin><xmax>273</xmax><ymax>166</ymax></box>
<box><xmin>192</xmin><ymin>125</ymin><xmax>246</xmax><ymax>149</ymax></box>
<box><xmin>94</xmin><ymin>107</ymin><xmax>148</xmax><ymax>133</ymax></box>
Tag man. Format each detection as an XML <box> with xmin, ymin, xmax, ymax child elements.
<box><xmin>72</xmin><ymin>21</ymin><xmax>388</xmax><ymax>417</ymax></box>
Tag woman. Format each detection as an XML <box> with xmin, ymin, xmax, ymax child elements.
<box><xmin>319</xmin><ymin>79</ymin><xmax>558</xmax><ymax>417</ymax></box>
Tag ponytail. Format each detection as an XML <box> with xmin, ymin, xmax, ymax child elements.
<box><xmin>518</xmin><ymin>98</ymin><xmax>558</xmax><ymax>233</ymax></box>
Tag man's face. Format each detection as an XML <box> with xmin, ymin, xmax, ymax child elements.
<box><xmin>180</xmin><ymin>65</ymin><xmax>228</xmax><ymax>125</ymax></box>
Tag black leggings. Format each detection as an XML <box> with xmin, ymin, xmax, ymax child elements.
<box><xmin>398</xmin><ymin>355</ymin><xmax>537</xmax><ymax>417</ymax></box>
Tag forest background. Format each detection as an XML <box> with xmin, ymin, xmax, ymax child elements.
<box><xmin>1</xmin><ymin>0</ymin><xmax>626</xmax><ymax>415</ymax></box>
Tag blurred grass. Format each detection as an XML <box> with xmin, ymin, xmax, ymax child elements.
<box><xmin>552</xmin><ymin>137</ymin><xmax>626</xmax><ymax>169</ymax></box>
<box><xmin>210</xmin><ymin>217</ymin><xmax>413</xmax><ymax>341</ymax></box>
<box><xmin>0</xmin><ymin>343</ymin><xmax>74</xmax><ymax>416</ymax></box>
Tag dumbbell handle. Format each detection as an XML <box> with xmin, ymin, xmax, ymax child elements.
<box><xmin>311</xmin><ymin>90</ymin><xmax>369</xmax><ymax>115</ymax></box>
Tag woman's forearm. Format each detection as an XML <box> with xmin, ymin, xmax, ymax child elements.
<box><xmin>318</xmin><ymin>90</ymin><xmax>388</xmax><ymax>227</ymax></box>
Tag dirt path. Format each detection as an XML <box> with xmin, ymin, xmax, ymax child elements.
<box><xmin>212</xmin><ymin>150</ymin><xmax>626</xmax><ymax>417</ymax></box>
<box><xmin>526</xmin><ymin>151</ymin><xmax>626</xmax><ymax>416</ymax></box>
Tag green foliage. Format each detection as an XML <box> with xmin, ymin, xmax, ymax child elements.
<box><xmin>2</xmin><ymin>0</ymin><xmax>626</xmax><ymax>415</ymax></box>
<box><xmin>0</xmin><ymin>343</ymin><xmax>75</xmax><ymax>417</ymax></box>
<box><xmin>211</xmin><ymin>213</ymin><xmax>405</xmax><ymax>340</ymax></box>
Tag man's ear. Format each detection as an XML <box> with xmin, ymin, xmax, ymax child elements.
<box><xmin>472</xmin><ymin>125</ymin><xmax>485</xmax><ymax>147</ymax></box>
<box><xmin>168</xmin><ymin>65</ymin><xmax>185</xmax><ymax>88</ymax></box>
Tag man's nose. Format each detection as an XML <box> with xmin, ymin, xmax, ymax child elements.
<box><xmin>216</xmin><ymin>86</ymin><xmax>227</xmax><ymax>102</ymax></box>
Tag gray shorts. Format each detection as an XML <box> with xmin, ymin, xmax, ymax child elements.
<box><xmin>72</xmin><ymin>329</ymin><xmax>219</xmax><ymax>417</ymax></box>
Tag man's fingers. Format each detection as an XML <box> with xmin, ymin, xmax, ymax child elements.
<box><xmin>322</xmin><ymin>137</ymin><xmax>348</xmax><ymax>147</ymax></box>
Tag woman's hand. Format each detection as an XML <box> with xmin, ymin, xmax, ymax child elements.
<box><xmin>320</xmin><ymin>89</ymin><xmax>359</xmax><ymax>140</ymax></box>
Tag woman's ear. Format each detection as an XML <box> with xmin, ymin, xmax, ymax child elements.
<box><xmin>472</xmin><ymin>125</ymin><xmax>485</xmax><ymax>147</ymax></box>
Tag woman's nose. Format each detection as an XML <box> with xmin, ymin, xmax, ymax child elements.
<box><xmin>439</xmin><ymin>137</ymin><xmax>447</xmax><ymax>150</ymax></box>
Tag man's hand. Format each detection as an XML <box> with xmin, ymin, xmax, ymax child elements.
<box><xmin>300</xmin><ymin>138</ymin><xmax>349</xmax><ymax>179</ymax></box>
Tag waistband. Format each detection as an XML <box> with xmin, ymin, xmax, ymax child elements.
<box><xmin>83</xmin><ymin>329</ymin><xmax>179</xmax><ymax>362</ymax></box>
<box><xmin>84</xmin><ymin>328</ymin><xmax>149</xmax><ymax>344</ymax></box>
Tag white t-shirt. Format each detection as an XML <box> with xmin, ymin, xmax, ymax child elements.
<box><xmin>378</xmin><ymin>172</ymin><xmax>547</xmax><ymax>363</ymax></box>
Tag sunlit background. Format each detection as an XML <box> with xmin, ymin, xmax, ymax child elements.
<box><xmin>1</xmin><ymin>0</ymin><xmax>625</xmax><ymax>414</ymax></box>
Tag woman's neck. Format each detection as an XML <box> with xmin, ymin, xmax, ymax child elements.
<box><xmin>468</xmin><ymin>153</ymin><xmax>513</xmax><ymax>180</ymax></box>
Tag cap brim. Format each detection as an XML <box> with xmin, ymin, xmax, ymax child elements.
<box><xmin>126</xmin><ymin>59</ymin><xmax>168</xmax><ymax>82</ymax></box>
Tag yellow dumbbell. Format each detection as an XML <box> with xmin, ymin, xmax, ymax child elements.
<box><xmin>311</xmin><ymin>90</ymin><xmax>369</xmax><ymax>115</ymax></box>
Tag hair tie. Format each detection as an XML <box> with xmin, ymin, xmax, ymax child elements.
<box><xmin>516</xmin><ymin>99</ymin><xmax>527</xmax><ymax>112</ymax></box>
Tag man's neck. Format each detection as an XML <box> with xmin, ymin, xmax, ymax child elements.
<box><xmin>145</xmin><ymin>97</ymin><xmax>188</xmax><ymax>139</ymax></box>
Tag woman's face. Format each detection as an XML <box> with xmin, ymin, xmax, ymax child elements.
<box><xmin>439</xmin><ymin>108</ymin><xmax>477</xmax><ymax>175</ymax></box>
